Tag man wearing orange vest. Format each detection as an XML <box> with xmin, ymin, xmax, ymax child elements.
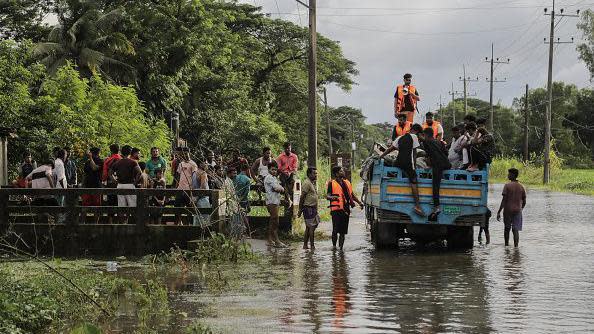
<box><xmin>391</xmin><ymin>112</ymin><xmax>412</xmax><ymax>141</ymax></box>
<box><xmin>327</xmin><ymin>166</ymin><xmax>363</xmax><ymax>250</ymax></box>
<box><xmin>422</xmin><ymin>112</ymin><xmax>444</xmax><ymax>141</ymax></box>
<box><xmin>394</xmin><ymin>73</ymin><xmax>420</xmax><ymax>122</ymax></box>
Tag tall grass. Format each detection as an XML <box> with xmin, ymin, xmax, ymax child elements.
<box><xmin>490</xmin><ymin>153</ymin><xmax>594</xmax><ymax>196</ymax></box>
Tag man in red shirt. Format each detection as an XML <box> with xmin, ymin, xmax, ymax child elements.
<box><xmin>276</xmin><ymin>142</ymin><xmax>298</xmax><ymax>207</ymax></box>
<box><xmin>102</xmin><ymin>144</ymin><xmax>122</xmax><ymax>223</ymax></box>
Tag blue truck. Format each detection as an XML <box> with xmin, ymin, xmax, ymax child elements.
<box><xmin>362</xmin><ymin>158</ymin><xmax>489</xmax><ymax>249</ymax></box>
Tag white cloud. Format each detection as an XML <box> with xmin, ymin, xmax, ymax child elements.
<box><xmin>246</xmin><ymin>0</ymin><xmax>594</xmax><ymax>123</ymax></box>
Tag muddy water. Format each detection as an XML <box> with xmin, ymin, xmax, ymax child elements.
<box><xmin>167</xmin><ymin>184</ymin><xmax>594</xmax><ymax>333</ymax></box>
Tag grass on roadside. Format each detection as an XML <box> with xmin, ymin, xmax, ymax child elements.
<box><xmin>490</xmin><ymin>156</ymin><xmax>594</xmax><ymax>196</ymax></box>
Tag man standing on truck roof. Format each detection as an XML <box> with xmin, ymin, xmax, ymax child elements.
<box><xmin>422</xmin><ymin>112</ymin><xmax>444</xmax><ymax>141</ymax></box>
<box><xmin>379</xmin><ymin>123</ymin><xmax>425</xmax><ymax>217</ymax></box>
<box><xmin>394</xmin><ymin>73</ymin><xmax>420</xmax><ymax>122</ymax></box>
<box><xmin>391</xmin><ymin>113</ymin><xmax>412</xmax><ymax>141</ymax></box>
<box><xmin>327</xmin><ymin>166</ymin><xmax>364</xmax><ymax>251</ymax></box>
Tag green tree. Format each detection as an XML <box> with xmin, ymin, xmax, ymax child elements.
<box><xmin>0</xmin><ymin>0</ymin><xmax>53</xmax><ymax>41</ymax></box>
<box><xmin>577</xmin><ymin>9</ymin><xmax>594</xmax><ymax>80</ymax></box>
<box><xmin>33</xmin><ymin>0</ymin><xmax>134</xmax><ymax>80</ymax></box>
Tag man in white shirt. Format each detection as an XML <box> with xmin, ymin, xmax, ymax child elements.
<box><xmin>26</xmin><ymin>160</ymin><xmax>58</xmax><ymax>222</ymax></box>
<box><xmin>175</xmin><ymin>148</ymin><xmax>198</xmax><ymax>224</ymax></box>
<box><xmin>53</xmin><ymin>149</ymin><xmax>67</xmax><ymax>189</ymax></box>
<box><xmin>448</xmin><ymin>125</ymin><xmax>467</xmax><ymax>169</ymax></box>
<box><xmin>264</xmin><ymin>162</ymin><xmax>286</xmax><ymax>248</ymax></box>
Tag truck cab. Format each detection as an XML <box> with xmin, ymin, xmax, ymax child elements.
<box><xmin>363</xmin><ymin>159</ymin><xmax>489</xmax><ymax>249</ymax></box>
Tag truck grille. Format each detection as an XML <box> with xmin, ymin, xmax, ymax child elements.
<box><xmin>377</xmin><ymin>210</ymin><xmax>412</xmax><ymax>224</ymax></box>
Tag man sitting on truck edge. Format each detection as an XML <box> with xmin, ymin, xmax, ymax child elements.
<box><xmin>391</xmin><ymin>112</ymin><xmax>412</xmax><ymax>141</ymax></box>
<box><xmin>327</xmin><ymin>166</ymin><xmax>363</xmax><ymax>251</ymax></box>
<box><xmin>419</xmin><ymin>127</ymin><xmax>451</xmax><ymax>219</ymax></box>
<box><xmin>497</xmin><ymin>168</ymin><xmax>526</xmax><ymax>247</ymax></box>
<box><xmin>379</xmin><ymin>123</ymin><xmax>425</xmax><ymax>217</ymax></box>
<box><xmin>394</xmin><ymin>73</ymin><xmax>420</xmax><ymax>122</ymax></box>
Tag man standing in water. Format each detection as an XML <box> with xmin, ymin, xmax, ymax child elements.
<box><xmin>327</xmin><ymin>166</ymin><xmax>363</xmax><ymax>251</ymax></box>
<box><xmin>264</xmin><ymin>162</ymin><xmax>287</xmax><ymax>248</ymax></box>
<box><xmin>298</xmin><ymin>167</ymin><xmax>319</xmax><ymax>250</ymax></box>
<box><xmin>497</xmin><ymin>168</ymin><xmax>526</xmax><ymax>247</ymax></box>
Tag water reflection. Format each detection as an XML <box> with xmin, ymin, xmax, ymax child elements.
<box><xmin>302</xmin><ymin>251</ymin><xmax>322</xmax><ymax>333</ymax></box>
<box><xmin>365</xmin><ymin>250</ymin><xmax>493</xmax><ymax>333</ymax></box>
<box><xmin>503</xmin><ymin>249</ymin><xmax>526</xmax><ymax>320</ymax></box>
<box><xmin>331</xmin><ymin>251</ymin><xmax>351</xmax><ymax>331</ymax></box>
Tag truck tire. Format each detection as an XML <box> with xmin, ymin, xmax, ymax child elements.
<box><xmin>447</xmin><ymin>226</ymin><xmax>474</xmax><ymax>250</ymax></box>
<box><xmin>373</xmin><ymin>222</ymin><xmax>400</xmax><ymax>250</ymax></box>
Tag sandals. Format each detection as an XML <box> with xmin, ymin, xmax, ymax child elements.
<box><xmin>414</xmin><ymin>207</ymin><xmax>426</xmax><ymax>216</ymax></box>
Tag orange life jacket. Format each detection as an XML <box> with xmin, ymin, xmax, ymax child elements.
<box><xmin>422</xmin><ymin>121</ymin><xmax>441</xmax><ymax>138</ymax></box>
<box><xmin>392</xmin><ymin>121</ymin><xmax>412</xmax><ymax>139</ymax></box>
<box><xmin>328</xmin><ymin>179</ymin><xmax>354</xmax><ymax>212</ymax></box>
<box><xmin>395</xmin><ymin>84</ymin><xmax>417</xmax><ymax>114</ymax></box>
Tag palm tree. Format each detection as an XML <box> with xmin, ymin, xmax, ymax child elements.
<box><xmin>33</xmin><ymin>0</ymin><xmax>135</xmax><ymax>82</ymax></box>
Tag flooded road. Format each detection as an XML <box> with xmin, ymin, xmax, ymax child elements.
<box><xmin>173</xmin><ymin>184</ymin><xmax>594</xmax><ymax>333</ymax></box>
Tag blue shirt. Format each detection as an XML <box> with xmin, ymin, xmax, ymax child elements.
<box><xmin>233</xmin><ymin>172</ymin><xmax>251</xmax><ymax>203</ymax></box>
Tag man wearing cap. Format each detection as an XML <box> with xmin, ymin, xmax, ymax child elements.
<box><xmin>394</xmin><ymin>73</ymin><xmax>420</xmax><ymax>122</ymax></box>
<box><xmin>391</xmin><ymin>113</ymin><xmax>412</xmax><ymax>141</ymax></box>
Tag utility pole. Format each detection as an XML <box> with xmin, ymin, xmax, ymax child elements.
<box><xmin>485</xmin><ymin>44</ymin><xmax>510</xmax><ymax>132</ymax></box>
<box><xmin>459</xmin><ymin>64</ymin><xmax>479</xmax><ymax>114</ymax></box>
<box><xmin>351</xmin><ymin>121</ymin><xmax>355</xmax><ymax>170</ymax></box>
<box><xmin>295</xmin><ymin>0</ymin><xmax>317</xmax><ymax>168</ymax></box>
<box><xmin>448</xmin><ymin>83</ymin><xmax>462</xmax><ymax>125</ymax></box>
<box><xmin>307</xmin><ymin>0</ymin><xmax>317</xmax><ymax>168</ymax></box>
<box><xmin>543</xmin><ymin>2</ymin><xmax>578</xmax><ymax>184</ymax></box>
<box><xmin>323</xmin><ymin>87</ymin><xmax>332</xmax><ymax>155</ymax></box>
<box><xmin>523</xmin><ymin>84</ymin><xmax>529</xmax><ymax>162</ymax></box>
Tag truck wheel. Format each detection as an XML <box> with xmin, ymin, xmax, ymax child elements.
<box><xmin>447</xmin><ymin>226</ymin><xmax>474</xmax><ymax>250</ymax></box>
<box><xmin>373</xmin><ymin>223</ymin><xmax>399</xmax><ymax>250</ymax></box>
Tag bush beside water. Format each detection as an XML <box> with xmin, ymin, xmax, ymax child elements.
<box><xmin>490</xmin><ymin>154</ymin><xmax>594</xmax><ymax>196</ymax></box>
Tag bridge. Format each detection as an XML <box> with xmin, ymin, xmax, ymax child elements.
<box><xmin>0</xmin><ymin>187</ymin><xmax>297</xmax><ymax>256</ymax></box>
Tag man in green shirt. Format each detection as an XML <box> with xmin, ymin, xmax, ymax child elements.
<box><xmin>145</xmin><ymin>147</ymin><xmax>167</xmax><ymax>178</ymax></box>
<box><xmin>298</xmin><ymin>167</ymin><xmax>319</xmax><ymax>250</ymax></box>
<box><xmin>232</xmin><ymin>163</ymin><xmax>252</xmax><ymax>212</ymax></box>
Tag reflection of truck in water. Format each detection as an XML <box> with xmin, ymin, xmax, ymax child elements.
<box><xmin>362</xmin><ymin>155</ymin><xmax>489</xmax><ymax>250</ymax></box>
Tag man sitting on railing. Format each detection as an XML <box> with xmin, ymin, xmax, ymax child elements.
<box><xmin>26</xmin><ymin>159</ymin><xmax>58</xmax><ymax>223</ymax></box>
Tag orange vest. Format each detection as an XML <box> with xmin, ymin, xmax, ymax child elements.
<box><xmin>422</xmin><ymin>121</ymin><xmax>441</xmax><ymax>138</ymax></box>
<box><xmin>393</xmin><ymin>121</ymin><xmax>412</xmax><ymax>139</ymax></box>
<box><xmin>396</xmin><ymin>84</ymin><xmax>417</xmax><ymax>113</ymax></box>
<box><xmin>329</xmin><ymin>179</ymin><xmax>354</xmax><ymax>212</ymax></box>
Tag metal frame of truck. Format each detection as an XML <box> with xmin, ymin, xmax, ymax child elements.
<box><xmin>363</xmin><ymin>159</ymin><xmax>489</xmax><ymax>249</ymax></box>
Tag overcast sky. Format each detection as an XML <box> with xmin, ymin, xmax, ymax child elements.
<box><xmin>240</xmin><ymin>0</ymin><xmax>593</xmax><ymax>124</ymax></box>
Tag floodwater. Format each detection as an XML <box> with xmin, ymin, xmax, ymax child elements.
<box><xmin>139</xmin><ymin>184</ymin><xmax>594</xmax><ymax>333</ymax></box>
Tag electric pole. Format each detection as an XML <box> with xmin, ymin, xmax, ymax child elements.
<box><xmin>295</xmin><ymin>0</ymin><xmax>317</xmax><ymax>168</ymax></box>
<box><xmin>322</xmin><ymin>87</ymin><xmax>332</xmax><ymax>155</ymax></box>
<box><xmin>524</xmin><ymin>84</ymin><xmax>529</xmax><ymax>162</ymax></box>
<box><xmin>459</xmin><ymin>64</ymin><xmax>479</xmax><ymax>114</ymax></box>
<box><xmin>485</xmin><ymin>44</ymin><xmax>510</xmax><ymax>132</ymax></box>
<box><xmin>543</xmin><ymin>2</ymin><xmax>579</xmax><ymax>184</ymax></box>
<box><xmin>448</xmin><ymin>83</ymin><xmax>462</xmax><ymax>125</ymax></box>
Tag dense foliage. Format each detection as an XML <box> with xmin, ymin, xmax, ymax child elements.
<box><xmin>0</xmin><ymin>40</ymin><xmax>170</xmax><ymax>173</ymax></box>
<box><xmin>0</xmin><ymin>0</ymin><xmax>592</xmax><ymax>172</ymax></box>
